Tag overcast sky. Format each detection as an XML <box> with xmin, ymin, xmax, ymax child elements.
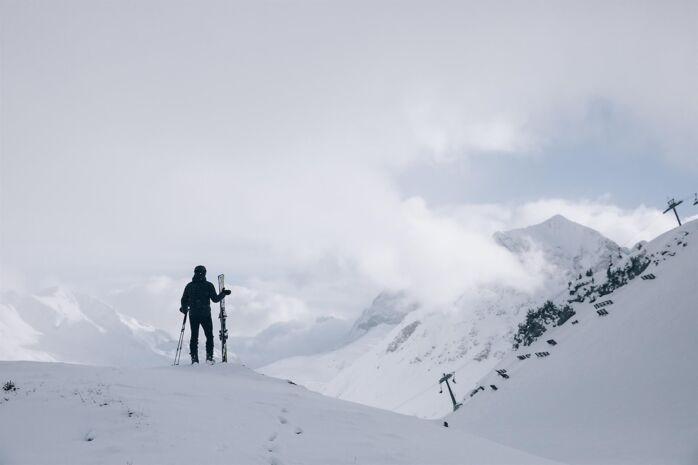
<box><xmin>1</xmin><ymin>0</ymin><xmax>697</xmax><ymax>338</ymax></box>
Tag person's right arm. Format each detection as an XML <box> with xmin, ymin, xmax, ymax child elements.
<box><xmin>180</xmin><ymin>284</ymin><xmax>190</xmax><ymax>313</ymax></box>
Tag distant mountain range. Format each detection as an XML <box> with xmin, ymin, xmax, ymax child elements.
<box><xmin>0</xmin><ymin>287</ymin><xmax>172</xmax><ymax>367</ymax></box>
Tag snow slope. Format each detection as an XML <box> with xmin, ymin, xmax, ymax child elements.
<box><xmin>262</xmin><ymin>215</ymin><xmax>619</xmax><ymax>418</ymax></box>
<box><xmin>261</xmin><ymin>323</ymin><xmax>394</xmax><ymax>392</ymax></box>
<box><xmin>318</xmin><ymin>286</ymin><xmax>534</xmax><ymax>418</ymax></box>
<box><xmin>449</xmin><ymin>220</ymin><xmax>698</xmax><ymax>465</ymax></box>
<box><xmin>0</xmin><ymin>287</ymin><xmax>173</xmax><ymax>367</ymax></box>
<box><xmin>0</xmin><ymin>361</ymin><xmax>559</xmax><ymax>465</ymax></box>
<box><xmin>261</xmin><ymin>292</ymin><xmax>417</xmax><ymax>389</ymax></box>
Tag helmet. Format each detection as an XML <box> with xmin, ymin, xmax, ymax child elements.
<box><xmin>194</xmin><ymin>265</ymin><xmax>206</xmax><ymax>276</ymax></box>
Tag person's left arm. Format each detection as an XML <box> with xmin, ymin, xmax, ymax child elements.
<box><xmin>209</xmin><ymin>282</ymin><xmax>230</xmax><ymax>303</ymax></box>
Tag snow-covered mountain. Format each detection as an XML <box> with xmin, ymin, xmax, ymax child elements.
<box><xmin>349</xmin><ymin>291</ymin><xmax>420</xmax><ymax>337</ymax></box>
<box><xmin>2</xmin><ymin>219</ymin><xmax>694</xmax><ymax>464</ymax></box>
<box><xmin>262</xmin><ymin>215</ymin><xmax>622</xmax><ymax>418</ymax></box>
<box><xmin>0</xmin><ymin>287</ymin><xmax>173</xmax><ymax>367</ymax></box>
<box><xmin>0</xmin><ymin>361</ymin><xmax>559</xmax><ymax>465</ymax></box>
<box><xmin>494</xmin><ymin>214</ymin><xmax>626</xmax><ymax>284</ymax></box>
<box><xmin>261</xmin><ymin>291</ymin><xmax>418</xmax><ymax>391</ymax></box>
<box><xmin>449</xmin><ymin>220</ymin><xmax>698</xmax><ymax>464</ymax></box>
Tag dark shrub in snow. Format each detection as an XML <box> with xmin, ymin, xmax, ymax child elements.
<box><xmin>513</xmin><ymin>301</ymin><xmax>576</xmax><ymax>349</ymax></box>
<box><xmin>3</xmin><ymin>381</ymin><xmax>17</xmax><ymax>392</ymax></box>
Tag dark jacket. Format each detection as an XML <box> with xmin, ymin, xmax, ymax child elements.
<box><xmin>181</xmin><ymin>272</ymin><xmax>224</xmax><ymax>314</ymax></box>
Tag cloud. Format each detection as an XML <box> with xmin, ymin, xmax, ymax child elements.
<box><xmin>106</xmin><ymin>276</ymin><xmax>189</xmax><ymax>336</ymax></box>
<box><xmin>0</xmin><ymin>266</ymin><xmax>27</xmax><ymax>293</ymax></box>
<box><xmin>509</xmin><ymin>199</ymin><xmax>678</xmax><ymax>247</ymax></box>
<box><xmin>350</xmin><ymin>197</ymin><xmax>543</xmax><ymax>305</ymax></box>
<box><xmin>231</xmin><ymin>316</ymin><xmax>353</xmax><ymax>368</ymax></box>
<box><xmin>404</xmin><ymin>96</ymin><xmax>536</xmax><ymax>161</ymax></box>
<box><xmin>101</xmin><ymin>193</ymin><xmax>680</xmax><ymax>340</ymax></box>
<box><xmin>226</xmin><ymin>285</ymin><xmax>311</xmax><ymax>337</ymax></box>
<box><xmin>1</xmin><ymin>0</ymin><xmax>696</xmax><ymax>363</ymax></box>
<box><xmin>106</xmin><ymin>274</ymin><xmax>313</xmax><ymax>338</ymax></box>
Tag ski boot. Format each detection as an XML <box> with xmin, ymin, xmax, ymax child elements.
<box><xmin>191</xmin><ymin>353</ymin><xmax>199</xmax><ymax>364</ymax></box>
<box><xmin>206</xmin><ymin>355</ymin><xmax>215</xmax><ymax>365</ymax></box>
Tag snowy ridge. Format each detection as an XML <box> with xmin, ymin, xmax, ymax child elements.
<box><xmin>33</xmin><ymin>287</ymin><xmax>107</xmax><ymax>333</ymax></box>
<box><xmin>0</xmin><ymin>303</ymin><xmax>55</xmax><ymax>362</ymax></box>
<box><xmin>450</xmin><ymin>220</ymin><xmax>698</xmax><ymax>464</ymax></box>
<box><xmin>0</xmin><ymin>361</ymin><xmax>560</xmax><ymax>465</ymax></box>
<box><xmin>0</xmin><ymin>288</ymin><xmax>174</xmax><ymax>366</ymax></box>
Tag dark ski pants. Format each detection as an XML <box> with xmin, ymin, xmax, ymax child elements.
<box><xmin>189</xmin><ymin>310</ymin><xmax>214</xmax><ymax>359</ymax></box>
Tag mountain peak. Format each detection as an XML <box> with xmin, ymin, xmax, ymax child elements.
<box><xmin>350</xmin><ymin>291</ymin><xmax>419</xmax><ymax>335</ymax></box>
<box><xmin>494</xmin><ymin>215</ymin><xmax>623</xmax><ymax>279</ymax></box>
<box><xmin>529</xmin><ymin>214</ymin><xmax>600</xmax><ymax>235</ymax></box>
<box><xmin>497</xmin><ymin>214</ymin><xmax>617</xmax><ymax>245</ymax></box>
<box><xmin>541</xmin><ymin>214</ymin><xmax>574</xmax><ymax>225</ymax></box>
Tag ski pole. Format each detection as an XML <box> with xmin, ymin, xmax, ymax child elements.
<box><xmin>173</xmin><ymin>311</ymin><xmax>188</xmax><ymax>366</ymax></box>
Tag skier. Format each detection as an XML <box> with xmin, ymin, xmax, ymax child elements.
<box><xmin>180</xmin><ymin>265</ymin><xmax>231</xmax><ymax>364</ymax></box>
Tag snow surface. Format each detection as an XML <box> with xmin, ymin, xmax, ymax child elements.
<box><xmin>449</xmin><ymin>220</ymin><xmax>698</xmax><ymax>464</ymax></box>
<box><xmin>262</xmin><ymin>323</ymin><xmax>394</xmax><ymax>392</ymax></box>
<box><xmin>0</xmin><ymin>361</ymin><xmax>558</xmax><ymax>465</ymax></box>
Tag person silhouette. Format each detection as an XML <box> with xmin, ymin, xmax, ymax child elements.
<box><xmin>180</xmin><ymin>265</ymin><xmax>231</xmax><ymax>364</ymax></box>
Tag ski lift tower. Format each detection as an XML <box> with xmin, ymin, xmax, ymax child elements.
<box><xmin>439</xmin><ymin>372</ymin><xmax>462</xmax><ymax>412</ymax></box>
<box><xmin>663</xmin><ymin>198</ymin><xmax>683</xmax><ymax>227</ymax></box>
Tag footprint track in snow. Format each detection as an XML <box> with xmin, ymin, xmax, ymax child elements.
<box><xmin>266</xmin><ymin>406</ymin><xmax>302</xmax><ymax>462</ymax></box>
<box><xmin>278</xmin><ymin>407</ymin><xmax>304</xmax><ymax>435</ymax></box>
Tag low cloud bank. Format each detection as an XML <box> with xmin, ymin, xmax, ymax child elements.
<box><xmin>93</xmin><ymin>195</ymin><xmax>678</xmax><ymax>342</ymax></box>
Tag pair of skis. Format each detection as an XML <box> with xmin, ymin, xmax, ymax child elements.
<box><xmin>217</xmin><ymin>274</ymin><xmax>229</xmax><ymax>363</ymax></box>
<box><xmin>173</xmin><ymin>274</ymin><xmax>228</xmax><ymax>365</ymax></box>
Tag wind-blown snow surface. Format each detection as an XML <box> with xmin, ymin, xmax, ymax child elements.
<box><xmin>0</xmin><ymin>362</ymin><xmax>558</xmax><ymax>465</ymax></box>
<box><xmin>449</xmin><ymin>220</ymin><xmax>698</xmax><ymax>465</ymax></box>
